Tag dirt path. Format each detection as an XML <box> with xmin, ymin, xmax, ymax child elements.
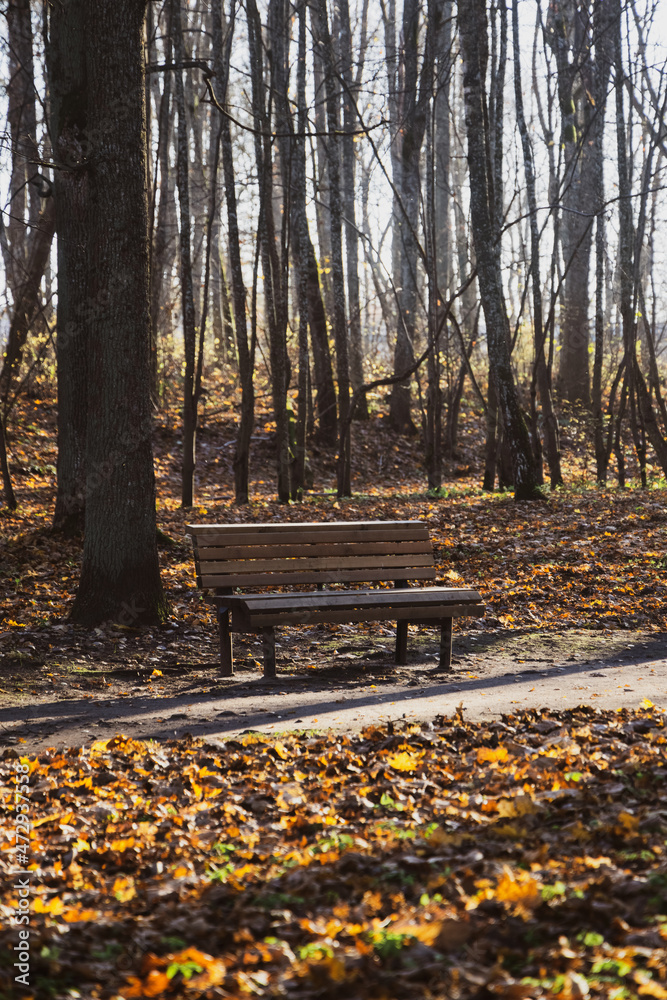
<box><xmin>2</xmin><ymin>625</ymin><xmax>666</xmax><ymax>750</ymax></box>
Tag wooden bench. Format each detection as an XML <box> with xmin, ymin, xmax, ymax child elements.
<box><xmin>185</xmin><ymin>520</ymin><xmax>485</xmax><ymax>678</ymax></box>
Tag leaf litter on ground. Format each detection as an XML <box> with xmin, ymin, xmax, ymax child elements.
<box><xmin>2</xmin><ymin>704</ymin><xmax>667</xmax><ymax>999</ymax></box>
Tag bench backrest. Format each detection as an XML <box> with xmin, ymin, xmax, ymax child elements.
<box><xmin>185</xmin><ymin>521</ymin><xmax>436</xmax><ymax>591</ymax></box>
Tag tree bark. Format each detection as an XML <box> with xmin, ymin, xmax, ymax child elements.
<box><xmin>591</xmin><ymin>0</ymin><xmax>614</xmax><ymax>483</ymax></box>
<box><xmin>0</xmin><ymin>414</ymin><xmax>17</xmax><ymax>510</ymax></box>
<box><xmin>458</xmin><ymin>0</ymin><xmax>542</xmax><ymax>500</ymax></box>
<box><xmin>149</xmin><ymin>18</ymin><xmax>175</xmax><ymax>406</ymax></box>
<box><xmin>172</xmin><ymin>0</ymin><xmax>199</xmax><ymax>508</ymax></box>
<box><xmin>511</xmin><ymin>0</ymin><xmax>562</xmax><ymax>488</ymax></box>
<box><xmin>248</xmin><ymin>0</ymin><xmax>291</xmax><ymax>501</ymax></box>
<box><xmin>70</xmin><ymin>0</ymin><xmax>168</xmax><ymax>625</ymax></box>
<box><xmin>0</xmin><ymin>198</ymin><xmax>56</xmax><ymax>409</ymax></box>
<box><xmin>389</xmin><ymin>0</ymin><xmax>436</xmax><ymax>434</ymax></box>
<box><xmin>311</xmin><ymin>0</ymin><xmax>352</xmax><ymax>496</ymax></box>
<box><xmin>213</xmin><ymin>0</ymin><xmax>255</xmax><ymax>503</ymax></box>
<box><xmin>547</xmin><ymin>0</ymin><xmax>595</xmax><ymax>408</ymax></box>
<box><xmin>339</xmin><ymin>0</ymin><xmax>368</xmax><ymax>419</ymax></box>
<box><xmin>47</xmin><ymin>0</ymin><xmax>90</xmax><ymax>534</ymax></box>
<box><xmin>6</xmin><ymin>0</ymin><xmax>40</xmax><ymax>298</ymax></box>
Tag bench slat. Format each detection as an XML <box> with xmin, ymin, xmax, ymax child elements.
<box><xmin>215</xmin><ymin>586</ymin><xmax>482</xmax><ymax>611</ymax></box>
<box><xmin>188</xmin><ymin>525</ymin><xmax>428</xmax><ymax>546</ymax></box>
<box><xmin>199</xmin><ymin>554</ymin><xmax>435</xmax><ymax>574</ymax></box>
<box><xmin>187</xmin><ymin>520</ymin><xmax>427</xmax><ymax>534</ymax></box>
<box><xmin>201</xmin><ymin>567</ymin><xmax>437</xmax><ymax>588</ymax></box>
<box><xmin>193</xmin><ymin>540</ymin><xmax>433</xmax><ymax>560</ymax></box>
<box><xmin>230</xmin><ymin>603</ymin><xmax>483</xmax><ymax>629</ymax></box>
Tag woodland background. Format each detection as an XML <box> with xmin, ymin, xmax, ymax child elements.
<box><xmin>1</xmin><ymin>0</ymin><xmax>667</xmax><ymax>614</ymax></box>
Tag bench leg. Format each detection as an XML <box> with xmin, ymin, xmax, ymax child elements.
<box><xmin>438</xmin><ymin>619</ymin><xmax>453</xmax><ymax>671</ymax></box>
<box><xmin>218</xmin><ymin>608</ymin><xmax>234</xmax><ymax>677</ymax></box>
<box><xmin>396</xmin><ymin>621</ymin><xmax>408</xmax><ymax>665</ymax></box>
<box><xmin>262</xmin><ymin>626</ymin><xmax>277</xmax><ymax>678</ymax></box>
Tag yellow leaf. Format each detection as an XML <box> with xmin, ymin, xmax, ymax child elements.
<box><xmin>495</xmin><ymin>868</ymin><xmax>541</xmax><ymax>914</ymax></box>
<box><xmin>62</xmin><ymin>905</ymin><xmax>100</xmax><ymax>923</ymax></box>
<box><xmin>33</xmin><ymin>812</ymin><xmax>66</xmax><ymax>829</ymax></box>
<box><xmin>33</xmin><ymin>896</ymin><xmax>64</xmax><ymax>915</ymax></box>
<box><xmin>638</xmin><ymin>982</ymin><xmax>667</xmax><ymax>998</ymax></box>
<box><xmin>113</xmin><ymin>877</ymin><xmax>136</xmax><ymax>902</ymax></box>
<box><xmin>477</xmin><ymin>746</ymin><xmax>509</xmax><ymax>764</ymax></box>
<box><xmin>641</xmin><ymin>697</ymin><xmax>654</xmax><ymax>709</ymax></box>
<box><xmin>387</xmin><ymin>751</ymin><xmax>420</xmax><ymax>772</ymax></box>
<box><xmin>110</xmin><ymin>837</ymin><xmax>136</xmax><ymax>852</ymax></box>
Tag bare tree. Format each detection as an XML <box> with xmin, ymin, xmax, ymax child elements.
<box><xmin>512</xmin><ymin>0</ymin><xmax>563</xmax><ymax>487</ymax></box>
<box><xmin>458</xmin><ymin>0</ymin><xmax>543</xmax><ymax>500</ymax></box>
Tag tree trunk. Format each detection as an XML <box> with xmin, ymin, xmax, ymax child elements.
<box><xmin>389</xmin><ymin>0</ymin><xmax>435</xmax><ymax>435</ymax></box>
<box><xmin>0</xmin><ymin>198</ymin><xmax>56</xmax><ymax>408</ymax></box>
<box><xmin>511</xmin><ymin>0</ymin><xmax>562</xmax><ymax>488</ymax></box>
<box><xmin>591</xmin><ymin>0</ymin><xmax>614</xmax><ymax>484</ymax></box>
<box><xmin>304</xmin><ymin>235</ymin><xmax>338</xmax><ymax>447</ymax></box>
<box><xmin>248</xmin><ymin>0</ymin><xmax>291</xmax><ymax>501</ymax></box>
<box><xmin>172</xmin><ymin>0</ymin><xmax>198</xmax><ymax>508</ymax></box>
<box><xmin>6</xmin><ymin>0</ymin><xmax>40</xmax><ymax>298</ymax></box>
<box><xmin>70</xmin><ymin>0</ymin><xmax>168</xmax><ymax>625</ymax></box>
<box><xmin>0</xmin><ymin>415</ymin><xmax>17</xmax><ymax>510</ymax></box>
<box><xmin>547</xmin><ymin>0</ymin><xmax>594</xmax><ymax>408</ymax></box>
<box><xmin>311</xmin><ymin>0</ymin><xmax>352</xmax><ymax>497</ymax></box>
<box><xmin>207</xmin><ymin>0</ymin><xmax>255</xmax><ymax>502</ymax></box>
<box><xmin>339</xmin><ymin>0</ymin><xmax>368</xmax><ymax>419</ymax></box>
<box><xmin>458</xmin><ymin>0</ymin><xmax>542</xmax><ymax>500</ymax></box>
<box><xmin>312</xmin><ymin>46</ymin><xmax>334</xmax><ymax>324</ymax></box>
<box><xmin>149</xmin><ymin>21</ymin><xmax>174</xmax><ymax>406</ymax></box>
<box><xmin>47</xmin><ymin>0</ymin><xmax>90</xmax><ymax>534</ymax></box>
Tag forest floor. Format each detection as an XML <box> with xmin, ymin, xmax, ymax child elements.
<box><xmin>1</xmin><ymin>375</ymin><xmax>667</xmax><ymax>749</ymax></box>
<box><xmin>2</xmin><ymin>376</ymin><xmax>667</xmax><ymax>1000</ymax></box>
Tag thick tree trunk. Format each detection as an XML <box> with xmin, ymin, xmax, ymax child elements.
<box><xmin>47</xmin><ymin>0</ymin><xmax>90</xmax><ymax>534</ymax></box>
<box><xmin>70</xmin><ymin>0</ymin><xmax>167</xmax><ymax>624</ymax></box>
<box><xmin>458</xmin><ymin>0</ymin><xmax>542</xmax><ymax>500</ymax></box>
